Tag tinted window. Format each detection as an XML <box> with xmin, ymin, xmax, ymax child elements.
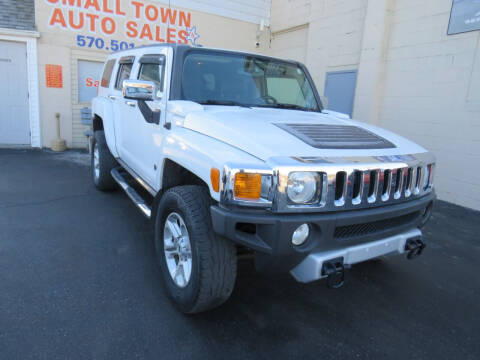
<box><xmin>115</xmin><ymin>63</ymin><xmax>133</xmax><ymax>90</ymax></box>
<box><xmin>100</xmin><ymin>59</ymin><xmax>116</xmax><ymax>88</ymax></box>
<box><xmin>138</xmin><ymin>62</ymin><xmax>165</xmax><ymax>95</ymax></box>
<box><xmin>181</xmin><ymin>52</ymin><xmax>319</xmax><ymax>111</ymax></box>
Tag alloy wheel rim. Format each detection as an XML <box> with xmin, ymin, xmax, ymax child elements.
<box><xmin>163</xmin><ymin>212</ymin><xmax>192</xmax><ymax>288</ymax></box>
<box><xmin>93</xmin><ymin>143</ymin><xmax>100</xmax><ymax>179</ymax></box>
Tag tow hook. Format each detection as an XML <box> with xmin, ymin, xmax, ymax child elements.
<box><xmin>405</xmin><ymin>237</ymin><xmax>426</xmax><ymax>260</ymax></box>
<box><xmin>322</xmin><ymin>257</ymin><xmax>345</xmax><ymax>289</ymax></box>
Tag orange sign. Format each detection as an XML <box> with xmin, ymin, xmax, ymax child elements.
<box><xmin>46</xmin><ymin>64</ymin><xmax>63</xmax><ymax>88</ymax></box>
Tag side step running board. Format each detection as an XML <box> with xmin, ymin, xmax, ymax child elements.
<box><xmin>111</xmin><ymin>167</ymin><xmax>152</xmax><ymax>219</ymax></box>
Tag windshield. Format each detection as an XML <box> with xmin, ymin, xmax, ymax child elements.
<box><xmin>181</xmin><ymin>51</ymin><xmax>320</xmax><ymax>111</ymax></box>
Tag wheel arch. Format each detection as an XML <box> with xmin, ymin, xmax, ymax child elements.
<box><xmin>161</xmin><ymin>158</ymin><xmax>210</xmax><ymax>191</ymax></box>
<box><xmin>151</xmin><ymin>158</ymin><xmax>213</xmax><ymax>226</ymax></box>
<box><xmin>92</xmin><ymin>96</ymin><xmax>118</xmax><ymax>157</ymax></box>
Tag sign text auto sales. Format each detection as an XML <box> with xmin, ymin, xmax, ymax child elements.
<box><xmin>46</xmin><ymin>0</ymin><xmax>197</xmax><ymax>44</ymax></box>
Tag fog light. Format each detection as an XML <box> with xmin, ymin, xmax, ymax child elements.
<box><xmin>292</xmin><ymin>224</ymin><xmax>309</xmax><ymax>246</ymax></box>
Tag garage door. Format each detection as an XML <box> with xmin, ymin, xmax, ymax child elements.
<box><xmin>0</xmin><ymin>41</ymin><xmax>30</xmax><ymax>145</ymax></box>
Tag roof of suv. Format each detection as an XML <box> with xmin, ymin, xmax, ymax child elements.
<box><xmin>110</xmin><ymin>43</ymin><xmax>302</xmax><ymax>66</ymax></box>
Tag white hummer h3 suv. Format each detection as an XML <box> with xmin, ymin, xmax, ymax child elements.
<box><xmin>91</xmin><ymin>44</ymin><xmax>435</xmax><ymax>313</ymax></box>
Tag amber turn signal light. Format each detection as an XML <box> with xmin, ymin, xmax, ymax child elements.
<box><xmin>211</xmin><ymin>168</ymin><xmax>220</xmax><ymax>192</ymax></box>
<box><xmin>234</xmin><ymin>173</ymin><xmax>262</xmax><ymax>200</ymax></box>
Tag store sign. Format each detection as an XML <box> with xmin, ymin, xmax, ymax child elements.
<box><xmin>448</xmin><ymin>0</ymin><xmax>480</xmax><ymax>35</ymax></box>
<box><xmin>78</xmin><ymin>60</ymin><xmax>103</xmax><ymax>102</ymax></box>
<box><xmin>45</xmin><ymin>0</ymin><xmax>200</xmax><ymax>50</ymax></box>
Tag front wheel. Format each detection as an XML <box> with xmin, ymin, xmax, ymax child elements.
<box><xmin>154</xmin><ymin>185</ymin><xmax>237</xmax><ymax>313</ymax></box>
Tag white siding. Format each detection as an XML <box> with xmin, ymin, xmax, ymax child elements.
<box><xmin>170</xmin><ymin>0</ymin><xmax>271</xmax><ymax>24</ymax></box>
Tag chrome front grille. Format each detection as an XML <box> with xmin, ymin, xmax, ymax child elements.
<box><xmin>327</xmin><ymin>166</ymin><xmax>429</xmax><ymax>209</ymax></box>
<box><xmin>270</xmin><ymin>153</ymin><xmax>435</xmax><ymax>213</ymax></box>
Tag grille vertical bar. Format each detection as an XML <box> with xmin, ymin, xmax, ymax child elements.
<box><xmin>381</xmin><ymin>169</ymin><xmax>393</xmax><ymax>201</ymax></box>
<box><xmin>414</xmin><ymin>166</ymin><xmax>422</xmax><ymax>195</ymax></box>
<box><xmin>351</xmin><ymin>171</ymin><xmax>364</xmax><ymax>205</ymax></box>
<box><xmin>334</xmin><ymin>171</ymin><xmax>347</xmax><ymax>207</ymax></box>
<box><xmin>405</xmin><ymin>167</ymin><xmax>414</xmax><ymax>197</ymax></box>
<box><xmin>367</xmin><ymin>170</ymin><xmax>379</xmax><ymax>203</ymax></box>
<box><xmin>394</xmin><ymin>168</ymin><xmax>406</xmax><ymax>199</ymax></box>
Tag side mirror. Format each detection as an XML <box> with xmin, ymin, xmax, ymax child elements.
<box><xmin>122</xmin><ymin>80</ymin><xmax>156</xmax><ymax>101</ymax></box>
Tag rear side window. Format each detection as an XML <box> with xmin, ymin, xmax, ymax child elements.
<box><xmin>100</xmin><ymin>59</ymin><xmax>116</xmax><ymax>88</ymax></box>
<box><xmin>115</xmin><ymin>63</ymin><xmax>133</xmax><ymax>90</ymax></box>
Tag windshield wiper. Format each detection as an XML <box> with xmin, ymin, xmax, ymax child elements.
<box><xmin>254</xmin><ymin>103</ymin><xmax>317</xmax><ymax>112</ymax></box>
<box><xmin>199</xmin><ymin>100</ymin><xmax>251</xmax><ymax>108</ymax></box>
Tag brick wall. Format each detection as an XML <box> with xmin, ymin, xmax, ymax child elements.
<box><xmin>0</xmin><ymin>0</ymin><xmax>35</xmax><ymax>31</ymax></box>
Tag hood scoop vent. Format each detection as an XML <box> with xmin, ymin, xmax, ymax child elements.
<box><xmin>275</xmin><ymin>123</ymin><xmax>396</xmax><ymax>149</ymax></box>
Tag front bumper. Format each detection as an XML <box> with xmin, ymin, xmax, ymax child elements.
<box><xmin>290</xmin><ymin>228</ymin><xmax>421</xmax><ymax>283</ymax></box>
<box><xmin>211</xmin><ymin>192</ymin><xmax>435</xmax><ymax>275</ymax></box>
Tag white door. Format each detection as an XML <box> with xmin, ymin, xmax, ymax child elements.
<box><xmin>0</xmin><ymin>41</ymin><xmax>30</xmax><ymax>145</ymax></box>
<box><xmin>118</xmin><ymin>50</ymin><xmax>169</xmax><ymax>187</ymax></box>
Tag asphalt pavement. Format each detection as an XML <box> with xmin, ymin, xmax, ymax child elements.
<box><xmin>1</xmin><ymin>149</ymin><xmax>479</xmax><ymax>360</ymax></box>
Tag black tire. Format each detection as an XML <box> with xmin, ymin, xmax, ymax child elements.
<box><xmin>91</xmin><ymin>130</ymin><xmax>117</xmax><ymax>191</ymax></box>
<box><xmin>154</xmin><ymin>185</ymin><xmax>237</xmax><ymax>313</ymax></box>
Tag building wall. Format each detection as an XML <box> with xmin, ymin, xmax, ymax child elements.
<box><xmin>269</xmin><ymin>0</ymin><xmax>480</xmax><ymax>210</ymax></box>
<box><xmin>34</xmin><ymin>0</ymin><xmax>270</xmax><ymax>149</ymax></box>
<box><xmin>172</xmin><ymin>0</ymin><xmax>271</xmax><ymax>25</ymax></box>
<box><xmin>270</xmin><ymin>0</ymin><xmax>368</xmax><ymax>94</ymax></box>
<box><xmin>380</xmin><ymin>0</ymin><xmax>480</xmax><ymax>210</ymax></box>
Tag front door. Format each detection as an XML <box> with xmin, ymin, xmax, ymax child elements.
<box><xmin>0</xmin><ymin>41</ymin><xmax>30</xmax><ymax>145</ymax></box>
<box><xmin>119</xmin><ymin>49</ymin><xmax>168</xmax><ymax>187</ymax></box>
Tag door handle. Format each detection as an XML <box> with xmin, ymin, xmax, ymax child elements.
<box><xmin>125</xmin><ymin>101</ymin><xmax>136</xmax><ymax>107</ymax></box>
<box><xmin>108</xmin><ymin>95</ymin><xmax>116</xmax><ymax>100</ymax></box>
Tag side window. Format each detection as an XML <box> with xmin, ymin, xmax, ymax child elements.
<box><xmin>100</xmin><ymin>59</ymin><xmax>116</xmax><ymax>88</ymax></box>
<box><xmin>138</xmin><ymin>62</ymin><xmax>165</xmax><ymax>95</ymax></box>
<box><xmin>115</xmin><ymin>63</ymin><xmax>133</xmax><ymax>90</ymax></box>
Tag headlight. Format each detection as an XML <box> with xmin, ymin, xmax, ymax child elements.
<box><xmin>287</xmin><ymin>172</ymin><xmax>318</xmax><ymax>204</ymax></box>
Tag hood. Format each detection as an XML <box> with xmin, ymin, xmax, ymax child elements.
<box><xmin>179</xmin><ymin>105</ymin><xmax>427</xmax><ymax>162</ymax></box>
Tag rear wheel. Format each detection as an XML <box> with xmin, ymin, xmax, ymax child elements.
<box><xmin>91</xmin><ymin>130</ymin><xmax>117</xmax><ymax>191</ymax></box>
<box><xmin>155</xmin><ymin>185</ymin><xmax>237</xmax><ymax>313</ymax></box>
